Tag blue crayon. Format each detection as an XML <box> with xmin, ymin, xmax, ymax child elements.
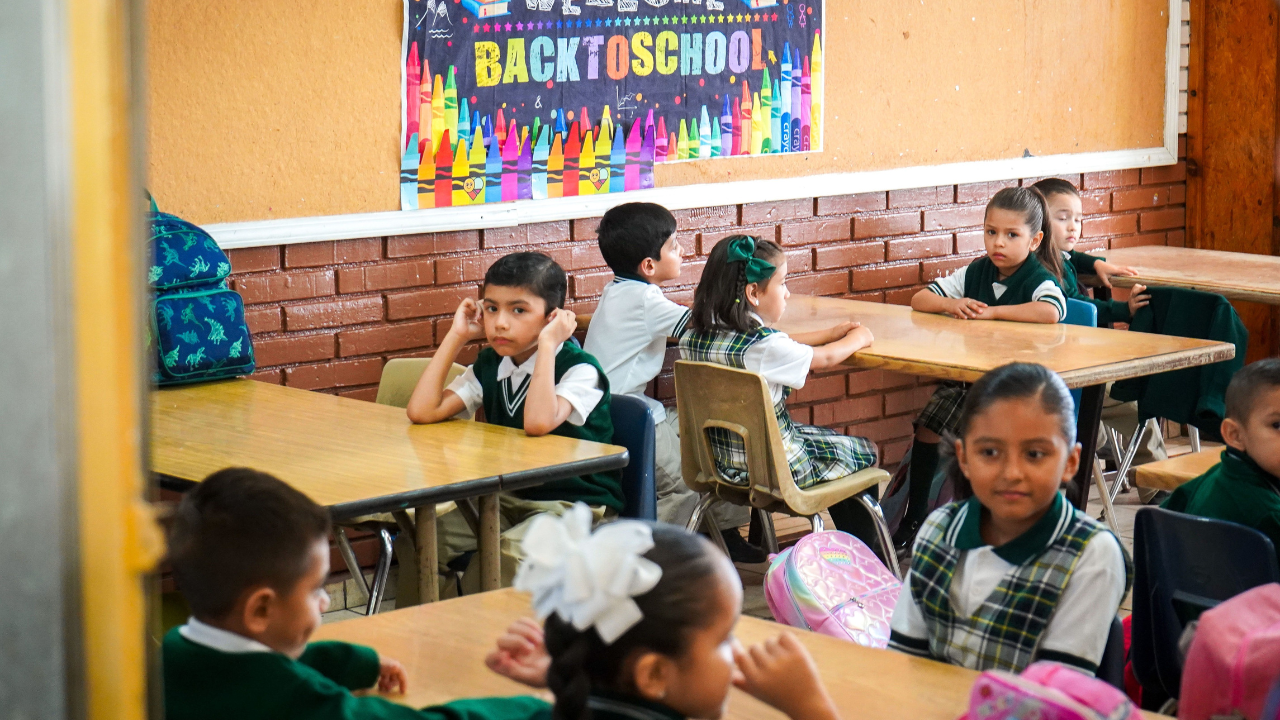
<box><xmin>532</xmin><ymin>126</ymin><xmax>550</xmax><ymax>200</ymax></box>
<box><xmin>554</xmin><ymin>109</ymin><xmax>567</xmax><ymax>137</ymax></box>
<box><xmin>770</xmin><ymin>80</ymin><xmax>782</xmax><ymax>154</ymax></box>
<box><xmin>609</xmin><ymin>125</ymin><xmax>626</xmax><ymax>193</ymax></box>
<box><xmin>484</xmin><ymin>132</ymin><xmax>503</xmax><ymax>204</ymax></box>
<box><xmin>400</xmin><ymin>132</ymin><xmax>420</xmax><ymax>210</ymax></box>
<box><xmin>719</xmin><ymin>95</ymin><xmax>733</xmax><ymax>157</ymax></box>
<box><xmin>458</xmin><ymin>98</ymin><xmax>472</xmax><ymax>145</ymax></box>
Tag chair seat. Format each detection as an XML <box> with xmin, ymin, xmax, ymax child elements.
<box><xmin>697</xmin><ymin>467</ymin><xmax>890</xmax><ymax>518</ymax></box>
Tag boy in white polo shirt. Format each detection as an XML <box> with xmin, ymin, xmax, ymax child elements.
<box><xmin>584</xmin><ymin>202</ymin><xmax>763</xmax><ymax>563</ymax></box>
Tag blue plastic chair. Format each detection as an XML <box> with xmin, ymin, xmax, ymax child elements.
<box><xmin>1131</xmin><ymin>507</ymin><xmax>1280</xmax><ymax>702</ymax></box>
<box><xmin>610</xmin><ymin>394</ymin><xmax>658</xmax><ymax>520</ymax></box>
<box><xmin>1062</xmin><ymin>299</ymin><xmax>1098</xmax><ymax>419</ymax></box>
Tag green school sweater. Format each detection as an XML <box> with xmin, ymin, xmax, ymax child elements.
<box><xmin>1060</xmin><ymin>251</ymin><xmax>1132</xmax><ymax>326</ymax></box>
<box><xmin>472</xmin><ymin>344</ymin><xmax>624</xmax><ymax>512</ymax></box>
<box><xmin>1162</xmin><ymin>447</ymin><xmax>1280</xmax><ymax>556</ymax></box>
<box><xmin>161</xmin><ymin>628</ymin><xmax>550</xmax><ymax>720</ymax></box>
<box><xmin>962</xmin><ymin>254</ymin><xmax>1063</xmax><ymax>316</ymax></box>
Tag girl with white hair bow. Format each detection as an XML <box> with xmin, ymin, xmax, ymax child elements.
<box><xmin>486</xmin><ymin>505</ymin><xmax>841</xmax><ymax>720</ymax></box>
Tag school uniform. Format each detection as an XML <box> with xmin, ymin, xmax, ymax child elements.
<box><xmin>917</xmin><ymin>255</ymin><xmax>1067</xmax><ymax>437</ymax></box>
<box><xmin>1162</xmin><ymin>447</ymin><xmax>1280</xmax><ymax>553</ymax></box>
<box><xmin>1059</xmin><ymin>250</ymin><xmax>1132</xmax><ymax>326</ymax></box>
<box><xmin>440</xmin><ymin>342</ymin><xmax>623</xmax><ymax>590</ymax></box>
<box><xmin>526</xmin><ymin>691</ymin><xmax>684</xmax><ymax>720</ymax></box>
<box><xmin>888</xmin><ymin>493</ymin><xmax>1132</xmax><ymax>675</ymax></box>
<box><xmin>678</xmin><ymin>317</ymin><xmax>878</xmax><ymax>488</ymax></box>
<box><xmin>162</xmin><ymin>618</ymin><xmax>549</xmax><ymax>720</ymax></box>
<box><xmin>584</xmin><ymin>275</ymin><xmax>747</xmax><ymax>529</ymax></box>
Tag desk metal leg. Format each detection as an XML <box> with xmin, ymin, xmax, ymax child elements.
<box><xmin>415</xmin><ymin>504</ymin><xmax>439</xmax><ymax>604</ymax></box>
<box><xmin>1068</xmin><ymin>385</ymin><xmax>1106</xmax><ymax>509</ymax></box>
<box><xmin>478</xmin><ymin>494</ymin><xmax>502</xmax><ymax>592</ymax></box>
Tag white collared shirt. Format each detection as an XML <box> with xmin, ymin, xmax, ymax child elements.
<box><xmin>741</xmin><ymin>313</ymin><xmax>814</xmax><ymax>403</ymax></box>
<box><xmin>179</xmin><ymin>616</ymin><xmax>275</xmax><ymax>654</ymax></box>
<box><xmin>584</xmin><ymin>277</ymin><xmax>691</xmax><ymax>421</ymax></box>
<box><xmin>447</xmin><ymin>342</ymin><xmax>604</xmax><ymax>426</ymax></box>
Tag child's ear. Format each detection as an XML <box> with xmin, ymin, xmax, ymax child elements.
<box><xmin>1221</xmin><ymin>417</ymin><xmax>1247</xmax><ymax>452</ymax></box>
<box><xmin>240</xmin><ymin>586</ymin><xmax>277</xmax><ymax>636</ymax></box>
<box><xmin>1031</xmin><ymin>230</ymin><xmax>1044</xmax><ymax>251</ymax></box>
<box><xmin>629</xmin><ymin>650</ymin><xmax>673</xmax><ymax>702</ymax></box>
<box><xmin>1061</xmin><ymin>441</ymin><xmax>1082</xmax><ymax>485</ymax></box>
<box><xmin>952</xmin><ymin>438</ymin><xmax>968</xmax><ymax>477</ymax></box>
<box><xmin>744</xmin><ymin>282</ymin><xmax>760</xmax><ymax>307</ymax></box>
<box><xmin>638</xmin><ymin>256</ymin><xmax>658</xmax><ymax>279</ymax></box>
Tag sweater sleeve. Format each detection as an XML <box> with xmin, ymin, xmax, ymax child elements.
<box><xmin>421</xmin><ymin>697</ymin><xmax>552</xmax><ymax>720</ymax></box>
<box><xmin>299</xmin><ymin>641</ymin><xmax>382</xmax><ymax>691</ymax></box>
<box><xmin>1068</xmin><ymin>250</ymin><xmax>1101</xmax><ymax>276</ymax></box>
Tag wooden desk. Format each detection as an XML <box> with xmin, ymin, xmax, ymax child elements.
<box><xmin>775</xmin><ymin>296</ymin><xmax>1234</xmax><ymax>508</ymax></box>
<box><xmin>151</xmin><ymin>379</ymin><xmax>628</xmax><ymax>598</ymax></box>
<box><xmin>1134</xmin><ymin>449</ymin><xmax>1222</xmax><ymax>491</ymax></box>
<box><xmin>1100</xmin><ymin>246</ymin><xmax>1280</xmax><ymax>305</ymax></box>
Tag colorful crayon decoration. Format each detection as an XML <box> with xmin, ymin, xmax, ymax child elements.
<box><xmin>433</xmin><ymin>130</ymin><xmax>452</xmax><ymax>207</ymax></box>
<box><xmin>417</xmin><ymin>135</ymin><xmax>434</xmax><ymax>208</ymax></box>
<box><xmin>452</xmin><ymin>137</ymin><xmax>471</xmax><ymax>206</ymax></box>
<box><xmin>738</xmin><ymin>91</ymin><xmax>752</xmax><ymax>155</ymax></box>
<box><xmin>639</xmin><ymin>123</ymin><xmax>656</xmax><ymax>190</ymax></box>
<box><xmin>780</xmin><ymin>43</ymin><xmax>793</xmax><ymax>154</ymax></box>
<box><xmin>608</xmin><ymin>124</ymin><xmax>626</xmax><ymax>193</ymax></box>
<box><xmin>770</xmin><ymin>79</ymin><xmax>782</xmax><ymax>154</ymax></box>
<box><xmin>495</xmin><ymin>108</ymin><xmax>508</xmax><ymax>146</ymax></box>
<box><xmin>531</xmin><ymin>117</ymin><xmax>542</xmax><ymax>151</ymax></box>
<box><xmin>699</xmin><ymin>106</ymin><xmax>713</xmax><ymax>159</ymax></box>
<box><xmin>418</xmin><ymin>58</ymin><xmax>431</xmax><ymax>157</ymax></box>
<box><xmin>467</xmin><ymin>134</ymin><xmax>486</xmax><ymax>204</ymax></box>
<box><xmin>457</xmin><ymin>98</ymin><xmax>472</xmax><ymax>147</ymax></box>
<box><xmin>578</xmin><ymin>127</ymin><xmax>597</xmax><ymax>196</ymax></box>
<box><xmin>519</xmin><ymin>123</ymin><xmax>529</xmax><ymax>149</ymax></box>
<box><xmin>406</xmin><ymin>43</ymin><xmax>421</xmax><ymax>147</ymax></box>
<box><xmin>667</xmin><ymin>132</ymin><xmax>678</xmax><ymax>163</ymax></box>
<box><xmin>655</xmin><ymin>116</ymin><xmax>668</xmax><ymax>163</ymax></box>
<box><xmin>430</xmin><ymin>73</ymin><xmax>445</xmax><ymax>157</ymax></box>
<box><xmin>676</xmin><ymin>119</ymin><xmax>689</xmax><ymax>160</ymax></box>
<box><xmin>730</xmin><ymin>96</ymin><xmax>742</xmax><ymax>156</ymax></box>
<box><xmin>548</xmin><ymin>132</ymin><xmax>565</xmax><ymax>199</ymax></box>
<box><xmin>517</xmin><ymin>132</ymin><xmax>533</xmax><ymax>200</ymax></box>
<box><xmin>485</xmin><ymin>131</ymin><xmax>503</xmax><ymax>204</ymax></box>
<box><xmin>749</xmin><ymin>93</ymin><xmax>763</xmax><ymax>156</ymax></box>
<box><xmin>601</xmin><ymin>106</ymin><xmax>614</xmax><ymax>143</ymax></box>
<box><xmin>624</xmin><ymin>118</ymin><xmax>642</xmax><ymax>191</ymax></box>
<box><xmin>532</xmin><ymin>127</ymin><xmax>550</xmax><ymax>200</ymax></box>
<box><xmin>719</xmin><ymin>96</ymin><xmax>733</xmax><ymax>157</ymax></box>
<box><xmin>500</xmin><ymin>129</ymin><xmax>519</xmax><ymax>202</ymax></box>
<box><xmin>562</xmin><ymin>122</ymin><xmax>581</xmax><ymax>197</ymax></box>
<box><xmin>579</xmin><ymin>106</ymin><xmax>590</xmax><ymax>138</ymax></box>
<box><xmin>710</xmin><ymin>120</ymin><xmax>722</xmax><ymax>158</ymax></box>
<box><xmin>400</xmin><ymin>132</ymin><xmax>420</xmax><ymax>210</ymax></box>
<box><xmin>644</xmin><ymin>109</ymin><xmax>656</xmax><ymax>149</ymax></box>
<box><xmin>811</xmin><ymin>32</ymin><xmax>824</xmax><ymax>150</ymax></box>
<box><xmin>791</xmin><ymin>48</ymin><xmax>803</xmax><ymax>153</ymax></box>
<box><xmin>801</xmin><ymin>56</ymin><xmax>812</xmax><ymax>152</ymax></box>
<box><xmin>555</xmin><ymin>109</ymin><xmax>567</xmax><ymax>138</ymax></box>
<box><xmin>760</xmin><ymin>68</ymin><xmax>773</xmax><ymax>154</ymax></box>
<box><xmin>444</xmin><ymin>67</ymin><xmax>459</xmax><ymax>150</ymax></box>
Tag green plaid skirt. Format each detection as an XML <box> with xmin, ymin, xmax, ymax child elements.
<box><xmin>917</xmin><ymin>382</ymin><xmax>970</xmax><ymax>437</ymax></box>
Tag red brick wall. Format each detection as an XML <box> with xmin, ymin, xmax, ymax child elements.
<box><xmin>228</xmin><ymin>156</ymin><xmax>1187</xmax><ymax>469</ymax></box>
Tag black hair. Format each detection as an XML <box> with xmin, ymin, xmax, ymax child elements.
<box><xmin>483</xmin><ymin>251</ymin><xmax>567</xmax><ymax>313</ymax></box>
<box><xmin>1225</xmin><ymin>358</ymin><xmax>1280</xmax><ymax>422</ymax></box>
<box><xmin>167</xmin><ymin>467</ymin><xmax>332</xmax><ymax>621</ymax></box>
<box><xmin>689</xmin><ymin>234</ymin><xmax>785</xmax><ymax>334</ymax></box>
<box><xmin>1031</xmin><ymin>177</ymin><xmax>1081</xmax><ymax>201</ymax></box>
<box><xmin>596</xmin><ymin>202</ymin><xmax>678</xmax><ymax>276</ymax></box>
<box><xmin>986</xmin><ymin>186</ymin><xmax>1064</xmax><ymax>282</ymax></box>
<box><xmin>544</xmin><ymin>525</ymin><xmax>723</xmax><ymax>720</ymax></box>
<box><xmin>942</xmin><ymin>363</ymin><xmax>1077</xmax><ymax>499</ymax></box>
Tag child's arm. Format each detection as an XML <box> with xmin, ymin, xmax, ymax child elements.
<box><xmin>1091</xmin><ymin>258</ymin><xmax>1138</xmax><ymax>288</ymax></box>
<box><xmin>523</xmin><ymin>308</ymin><xmax>580</xmax><ymax>436</ymax></box>
<box><xmin>405</xmin><ymin>299</ymin><xmax>485</xmax><ymax>424</ymax></box>
<box><xmin>484</xmin><ymin>618</ymin><xmax>551</xmax><ymax>689</ymax></box>
<box><xmin>733</xmin><ymin>633</ymin><xmax>840</xmax><ymax>720</ymax></box>
<box><xmin>971</xmin><ymin>301</ymin><xmax>1061</xmax><ymax>324</ymax></box>
<box><xmin>789</xmin><ymin>321</ymin><xmax>859</xmax><ymax>347</ymax></box>
<box><xmin>911</xmin><ymin>288</ymin><xmax>990</xmax><ymax>320</ymax></box>
<box><xmin>808</xmin><ymin>324</ymin><xmax>874</xmax><ymax>370</ymax></box>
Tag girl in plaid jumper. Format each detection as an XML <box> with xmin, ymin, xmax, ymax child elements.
<box><xmin>678</xmin><ymin>235</ymin><xmax>886</xmax><ymax>554</ymax></box>
<box><xmin>888</xmin><ymin>363</ymin><xmax>1131</xmax><ymax>675</ymax></box>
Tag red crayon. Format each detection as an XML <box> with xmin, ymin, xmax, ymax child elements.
<box><xmin>655</xmin><ymin>116</ymin><xmax>668</xmax><ymax>163</ymax></box>
<box><xmin>579</xmin><ymin>107</ymin><xmax>591</xmax><ymax>137</ymax></box>
<box><xmin>731</xmin><ymin>97</ymin><xmax>742</xmax><ymax>156</ymax></box>
<box><xmin>433</xmin><ymin>130</ymin><xmax>453</xmax><ymax>207</ymax></box>
<box><xmin>406</xmin><ymin>42</ymin><xmax>421</xmax><ymax>148</ymax></box>
<box><xmin>563</xmin><ymin>122</ymin><xmax>581</xmax><ymax>197</ymax></box>
<box><xmin>739</xmin><ymin>93</ymin><xmax>752</xmax><ymax>155</ymax></box>
<box><xmin>495</xmin><ymin>109</ymin><xmax>508</xmax><ymax>145</ymax></box>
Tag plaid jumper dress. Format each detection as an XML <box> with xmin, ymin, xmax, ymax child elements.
<box><xmin>679</xmin><ymin>325</ymin><xmax>878</xmax><ymax>489</ymax></box>
<box><xmin>889</xmin><ymin>495</ymin><xmax>1133</xmax><ymax>673</ymax></box>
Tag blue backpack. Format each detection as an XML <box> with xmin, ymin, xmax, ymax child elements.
<box><xmin>147</xmin><ymin>202</ymin><xmax>255</xmax><ymax>385</ymax></box>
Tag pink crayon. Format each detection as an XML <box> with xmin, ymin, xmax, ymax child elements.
<box><xmin>579</xmin><ymin>106</ymin><xmax>591</xmax><ymax>137</ymax></box>
<box><xmin>655</xmin><ymin>116</ymin><xmax>669</xmax><ymax>163</ymax></box>
<box><xmin>731</xmin><ymin>97</ymin><xmax>742</xmax><ymax>157</ymax></box>
<box><xmin>801</xmin><ymin>56</ymin><xmax>812</xmax><ymax>152</ymax></box>
<box><xmin>406</xmin><ymin>42</ymin><xmax>421</xmax><ymax>149</ymax></box>
<box><xmin>639</xmin><ymin>124</ymin><xmax>656</xmax><ymax>190</ymax></box>
<box><xmin>624</xmin><ymin>118</ymin><xmax>642</xmax><ymax>191</ymax></box>
<box><xmin>501</xmin><ymin>129</ymin><xmax>519</xmax><ymax>202</ymax></box>
<box><xmin>739</xmin><ymin>93</ymin><xmax>752</xmax><ymax>155</ymax></box>
<box><xmin>419</xmin><ymin>57</ymin><xmax>432</xmax><ymax>157</ymax></box>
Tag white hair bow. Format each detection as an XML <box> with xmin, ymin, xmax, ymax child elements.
<box><xmin>513</xmin><ymin>503</ymin><xmax>663</xmax><ymax>644</ymax></box>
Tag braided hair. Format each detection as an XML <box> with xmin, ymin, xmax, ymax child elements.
<box><xmin>543</xmin><ymin>525</ymin><xmax>722</xmax><ymax>720</ymax></box>
<box><xmin>689</xmin><ymin>234</ymin><xmax>785</xmax><ymax>333</ymax></box>
<box><xmin>986</xmin><ymin>186</ymin><xmax>1064</xmax><ymax>283</ymax></box>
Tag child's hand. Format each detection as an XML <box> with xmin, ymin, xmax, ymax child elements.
<box><xmin>1092</xmin><ymin>259</ymin><xmax>1138</xmax><ymax>288</ymax></box>
<box><xmin>484</xmin><ymin>618</ymin><xmax>550</xmax><ymax>689</ymax></box>
<box><xmin>538</xmin><ymin>308</ymin><xmax>578</xmax><ymax>348</ymax></box>
<box><xmin>1127</xmin><ymin>283</ymin><xmax>1151</xmax><ymax>316</ymax></box>
<box><xmin>376</xmin><ymin>656</ymin><xmax>408</xmax><ymax>695</ymax></box>
<box><xmin>449</xmin><ymin>298</ymin><xmax>486</xmax><ymax>342</ymax></box>
<box><xmin>947</xmin><ymin>298</ymin><xmax>989</xmax><ymax>320</ymax></box>
<box><xmin>733</xmin><ymin>633</ymin><xmax>839</xmax><ymax>720</ymax></box>
<box><xmin>842</xmin><ymin>324</ymin><xmax>874</xmax><ymax>350</ymax></box>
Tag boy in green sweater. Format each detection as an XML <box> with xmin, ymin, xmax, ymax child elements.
<box><xmin>407</xmin><ymin>252</ymin><xmax>622</xmax><ymax>591</ymax></box>
<box><xmin>1163</xmin><ymin>358</ymin><xmax>1280</xmax><ymax>553</ymax></box>
<box><xmin>162</xmin><ymin>467</ymin><xmax>548</xmax><ymax>720</ymax></box>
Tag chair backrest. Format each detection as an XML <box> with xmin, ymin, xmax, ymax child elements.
<box><xmin>1061</xmin><ymin>299</ymin><xmax>1098</xmax><ymax>418</ymax></box>
<box><xmin>375</xmin><ymin>358</ymin><xmax>467</xmax><ymax>410</ymax></box>
<box><xmin>673</xmin><ymin>360</ymin><xmax>799</xmax><ymax>508</ymax></box>
<box><xmin>1096</xmin><ymin>616</ymin><xmax>1126</xmax><ymax>691</ymax></box>
<box><xmin>1131</xmin><ymin>507</ymin><xmax>1280</xmax><ymax>699</ymax></box>
<box><xmin>608</xmin><ymin>395</ymin><xmax>657</xmax><ymax>520</ymax></box>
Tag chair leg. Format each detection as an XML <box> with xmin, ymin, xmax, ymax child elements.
<box><xmin>334</xmin><ymin>527</ymin><xmax>371</xmax><ymax>603</ymax></box>
<box><xmin>702</xmin><ymin>512</ymin><xmax>731</xmax><ymax>557</ymax></box>
<box><xmin>853</xmin><ymin>493</ymin><xmax>903</xmax><ymax>581</ymax></box>
<box><xmin>365</xmin><ymin>528</ymin><xmax>395</xmax><ymax>615</ymax></box>
<box><xmin>756</xmin><ymin>508</ymin><xmax>780</xmax><ymax>555</ymax></box>
<box><xmin>810</xmin><ymin>514</ymin><xmax>824</xmax><ymax>534</ymax></box>
<box><xmin>1109</xmin><ymin>420</ymin><xmax>1150</xmax><ymax>504</ymax></box>
<box><xmin>1189</xmin><ymin>425</ymin><xmax>1201</xmax><ymax>453</ymax></box>
<box><xmin>1092</xmin><ymin>458</ymin><xmax>1122</xmax><ymax>536</ymax></box>
<box><xmin>686</xmin><ymin>493</ymin><xmax>717</xmax><ymax>533</ymax></box>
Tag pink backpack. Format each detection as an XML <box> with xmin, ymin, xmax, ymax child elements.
<box><xmin>763</xmin><ymin>531</ymin><xmax>900</xmax><ymax>648</ymax></box>
<box><xmin>963</xmin><ymin>662</ymin><xmax>1142</xmax><ymax>720</ymax></box>
<box><xmin>1179</xmin><ymin>583</ymin><xmax>1280</xmax><ymax>720</ymax></box>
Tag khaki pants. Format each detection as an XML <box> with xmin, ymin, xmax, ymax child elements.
<box><xmin>655</xmin><ymin>407</ymin><xmax>751</xmax><ymax>531</ymax></box>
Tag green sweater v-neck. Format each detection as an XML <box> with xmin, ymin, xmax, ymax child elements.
<box><xmin>1162</xmin><ymin>447</ymin><xmax>1280</xmax><ymax>555</ymax></box>
<box><xmin>162</xmin><ymin>629</ymin><xmax>549</xmax><ymax>720</ymax></box>
<box><xmin>1060</xmin><ymin>251</ymin><xmax>1132</xmax><ymax>326</ymax></box>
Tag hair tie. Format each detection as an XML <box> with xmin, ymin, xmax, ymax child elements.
<box><xmin>725</xmin><ymin>235</ymin><xmax>777</xmax><ymax>284</ymax></box>
<box><xmin>513</xmin><ymin>503</ymin><xmax>663</xmax><ymax>644</ymax></box>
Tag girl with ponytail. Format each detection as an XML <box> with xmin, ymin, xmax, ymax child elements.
<box><xmin>486</xmin><ymin>506</ymin><xmax>841</xmax><ymax>720</ymax></box>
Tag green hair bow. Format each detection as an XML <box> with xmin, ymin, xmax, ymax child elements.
<box><xmin>725</xmin><ymin>235</ymin><xmax>777</xmax><ymax>284</ymax></box>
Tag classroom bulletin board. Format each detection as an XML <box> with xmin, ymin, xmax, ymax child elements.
<box><xmin>147</xmin><ymin>0</ymin><xmax>1173</xmax><ymax>227</ymax></box>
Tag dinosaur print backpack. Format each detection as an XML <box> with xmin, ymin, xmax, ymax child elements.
<box><xmin>147</xmin><ymin>202</ymin><xmax>255</xmax><ymax>385</ymax></box>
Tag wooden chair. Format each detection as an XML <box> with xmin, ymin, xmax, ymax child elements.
<box><xmin>674</xmin><ymin>361</ymin><xmax>900</xmax><ymax>578</ymax></box>
<box><xmin>335</xmin><ymin>358</ymin><xmax>469</xmax><ymax>613</ymax></box>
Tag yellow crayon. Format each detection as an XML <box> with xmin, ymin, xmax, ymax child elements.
<box><xmin>417</xmin><ymin>136</ymin><xmax>434</xmax><ymax>208</ymax></box>
<box><xmin>430</xmin><ymin>74</ymin><xmax>445</xmax><ymax>156</ymax></box>
<box><xmin>468</xmin><ymin>134</ymin><xmax>486</xmax><ymax>204</ymax></box>
<box><xmin>749</xmin><ymin>92</ymin><xmax>764</xmax><ymax>155</ymax></box>
<box><xmin>452</xmin><ymin>137</ymin><xmax>470</xmax><ymax>206</ymax></box>
<box><xmin>811</xmin><ymin>33</ymin><xmax>824</xmax><ymax>149</ymax></box>
<box><xmin>579</xmin><ymin>128</ymin><xmax>597</xmax><ymax>196</ymax></box>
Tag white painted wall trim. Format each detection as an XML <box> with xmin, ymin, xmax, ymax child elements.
<box><xmin>206</xmin><ymin>0</ymin><xmax>1183</xmax><ymax>251</ymax></box>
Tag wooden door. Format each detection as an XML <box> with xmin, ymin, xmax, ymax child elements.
<box><xmin>1186</xmin><ymin>0</ymin><xmax>1280</xmax><ymax>361</ymax></box>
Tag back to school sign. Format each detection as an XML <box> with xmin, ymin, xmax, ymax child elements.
<box><xmin>400</xmin><ymin>0</ymin><xmax>825</xmax><ymax>210</ymax></box>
